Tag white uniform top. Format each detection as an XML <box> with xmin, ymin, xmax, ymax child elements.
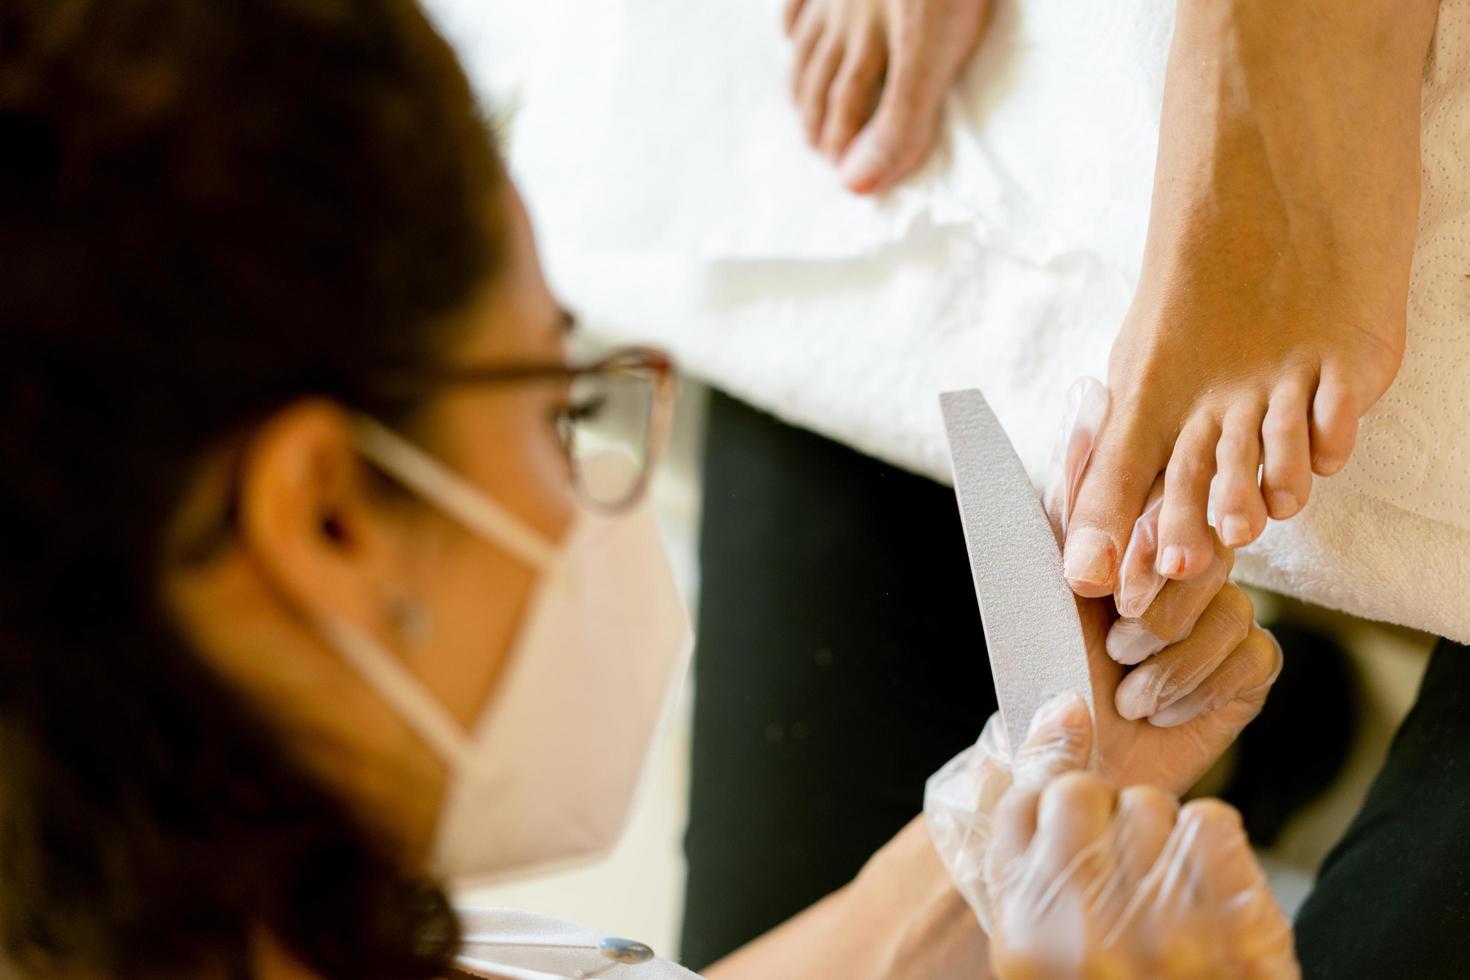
<box><xmin>451</xmin><ymin>908</ymin><xmax>700</xmax><ymax>980</ymax></box>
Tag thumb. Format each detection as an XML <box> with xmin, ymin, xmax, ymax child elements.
<box><xmin>1012</xmin><ymin>692</ymin><xmax>1094</xmax><ymax>791</ymax></box>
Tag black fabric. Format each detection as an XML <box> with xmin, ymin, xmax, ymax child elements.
<box><xmin>1294</xmin><ymin>638</ymin><xmax>1470</xmax><ymax>979</ymax></box>
<box><xmin>678</xmin><ymin>391</ymin><xmax>995</xmax><ymax>969</ymax></box>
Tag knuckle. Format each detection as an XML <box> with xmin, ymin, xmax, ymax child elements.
<box><xmin>1119</xmin><ymin>784</ymin><xmax>1178</xmax><ymax>819</ymax></box>
<box><xmin>1241</xmin><ymin>626</ymin><xmax>1284</xmax><ymax>681</ymax></box>
<box><xmin>1215</xmin><ymin>584</ymin><xmax>1255</xmax><ymax>636</ymax></box>
<box><xmin>1215</xmin><ymin>430</ymin><xmax>1254</xmax><ymax>462</ymax></box>
<box><xmin>1165</xmin><ymin>449</ymin><xmax>1210</xmax><ymax>486</ymax></box>
<box><xmin>1179</xmin><ymin>797</ymin><xmax>1244</xmax><ymax>836</ymax></box>
<box><xmin>1261</xmin><ymin>410</ymin><xmax>1298</xmax><ymax>444</ymax></box>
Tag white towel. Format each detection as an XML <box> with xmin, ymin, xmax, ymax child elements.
<box><xmin>425</xmin><ymin>0</ymin><xmax>1470</xmax><ymax>644</ymax></box>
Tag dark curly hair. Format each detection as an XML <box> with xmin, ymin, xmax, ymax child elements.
<box><xmin>0</xmin><ymin>0</ymin><xmax>502</xmax><ymax>975</ymax></box>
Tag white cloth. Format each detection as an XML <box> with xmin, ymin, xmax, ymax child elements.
<box><xmin>425</xmin><ymin>0</ymin><xmax>1470</xmax><ymax>643</ymax></box>
<box><xmin>454</xmin><ymin>907</ymin><xmax>698</xmax><ymax>979</ymax></box>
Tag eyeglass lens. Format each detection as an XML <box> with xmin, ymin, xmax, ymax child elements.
<box><xmin>564</xmin><ymin>367</ymin><xmax>655</xmax><ymax>509</ymax></box>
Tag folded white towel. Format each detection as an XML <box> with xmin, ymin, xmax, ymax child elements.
<box><xmin>426</xmin><ymin>0</ymin><xmax>1470</xmax><ymax>643</ymax></box>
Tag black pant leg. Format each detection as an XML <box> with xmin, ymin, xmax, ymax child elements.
<box><xmin>1293</xmin><ymin>638</ymin><xmax>1470</xmax><ymax>979</ymax></box>
<box><xmin>678</xmin><ymin>391</ymin><xmax>996</xmax><ymax>969</ymax></box>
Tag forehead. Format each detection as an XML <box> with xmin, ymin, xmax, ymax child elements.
<box><xmin>452</xmin><ymin>178</ymin><xmax>564</xmax><ymax>365</ymax></box>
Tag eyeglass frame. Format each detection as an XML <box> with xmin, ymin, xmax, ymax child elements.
<box><xmin>370</xmin><ymin>345</ymin><xmax>678</xmax><ymax>514</ymax></box>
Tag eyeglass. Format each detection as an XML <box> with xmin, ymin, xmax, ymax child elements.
<box><xmin>382</xmin><ymin>345</ymin><xmax>677</xmax><ymax>513</ymax></box>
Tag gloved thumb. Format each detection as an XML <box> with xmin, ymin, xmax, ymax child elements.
<box><xmin>1011</xmin><ymin>692</ymin><xmax>1093</xmax><ymax>791</ymax></box>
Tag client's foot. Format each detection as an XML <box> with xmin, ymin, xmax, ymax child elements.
<box><xmin>784</xmin><ymin>0</ymin><xmax>989</xmax><ymax>194</ymax></box>
<box><xmin>1061</xmin><ymin>266</ymin><xmax>1407</xmax><ymax>593</ymax></box>
<box><xmin>1058</xmin><ymin>0</ymin><xmax>1433</xmax><ymax>596</ymax></box>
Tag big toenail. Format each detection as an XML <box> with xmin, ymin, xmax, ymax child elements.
<box><xmin>1064</xmin><ymin>528</ymin><xmax>1115</xmax><ymax>588</ymax></box>
<box><xmin>1220</xmin><ymin>516</ymin><xmax>1251</xmax><ymax>547</ymax></box>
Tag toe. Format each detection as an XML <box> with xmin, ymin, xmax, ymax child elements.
<box><xmin>789</xmin><ymin>6</ymin><xmax>825</xmax><ymax>101</ymax></box>
<box><xmin>1064</xmin><ymin>412</ymin><xmax>1171</xmax><ymax>598</ymax></box>
<box><xmin>783</xmin><ymin>0</ymin><xmax>808</xmax><ymax>36</ymax></box>
<box><xmin>820</xmin><ymin>27</ymin><xmax>886</xmax><ymax>160</ymax></box>
<box><xmin>797</xmin><ymin>32</ymin><xmax>846</xmax><ymax>148</ymax></box>
<box><xmin>1260</xmin><ymin>377</ymin><xmax>1313</xmax><ymax>519</ymax></box>
<box><xmin>837</xmin><ymin>59</ymin><xmax>941</xmax><ymax>194</ymax></box>
<box><xmin>1210</xmin><ymin>403</ymin><xmax>1267</xmax><ymax>548</ymax></box>
<box><xmin>1310</xmin><ymin>364</ymin><xmax>1360</xmax><ymax>476</ymax></box>
<box><xmin>1158</xmin><ymin>415</ymin><xmax>1221</xmax><ymax>579</ymax></box>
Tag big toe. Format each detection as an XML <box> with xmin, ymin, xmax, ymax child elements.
<box><xmin>1065</xmin><ymin>418</ymin><xmax>1169</xmax><ymax>598</ymax></box>
<box><xmin>837</xmin><ymin>73</ymin><xmax>941</xmax><ymax>193</ymax></box>
<box><xmin>820</xmin><ymin>29</ymin><xmax>887</xmax><ymax>160</ymax></box>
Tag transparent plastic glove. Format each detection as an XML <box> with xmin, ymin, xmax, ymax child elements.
<box><xmin>925</xmin><ymin>693</ymin><xmax>1095</xmax><ymax>933</ymax></box>
<box><xmin>986</xmin><ymin>768</ymin><xmax>1300</xmax><ymax>979</ymax></box>
<box><xmin>1044</xmin><ymin>377</ymin><xmax>1111</xmax><ymax>538</ymax></box>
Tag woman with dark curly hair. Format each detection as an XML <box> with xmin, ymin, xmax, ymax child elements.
<box><xmin>0</xmin><ymin>0</ymin><xmax>1289</xmax><ymax>977</ymax></box>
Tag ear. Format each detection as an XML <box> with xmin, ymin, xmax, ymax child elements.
<box><xmin>236</xmin><ymin>399</ymin><xmax>396</xmax><ymax>631</ymax></box>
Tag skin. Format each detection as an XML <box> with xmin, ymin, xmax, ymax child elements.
<box><xmin>1063</xmin><ymin>0</ymin><xmax>1442</xmax><ymax>595</ymax></box>
<box><xmin>162</xmin><ymin>176</ymin><xmax>1278</xmax><ymax>978</ymax></box>
<box><xmin>784</xmin><ymin>0</ymin><xmax>991</xmax><ymax>194</ymax></box>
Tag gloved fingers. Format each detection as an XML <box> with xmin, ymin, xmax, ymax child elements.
<box><xmin>1113</xmin><ymin>583</ymin><xmax>1255</xmax><ymax>721</ymax></box>
<box><xmin>922</xmin><ymin>711</ymin><xmax>1017</xmax><ymax>933</ymax></box>
<box><xmin>1011</xmin><ymin>692</ymin><xmax>1094</xmax><ymax>791</ymax></box>
<box><xmin>1148</xmin><ymin>798</ymin><xmax>1300</xmax><ymax>976</ymax></box>
<box><xmin>1028</xmin><ymin>771</ymin><xmax>1118</xmax><ymax>885</ymax></box>
<box><xmin>1147</xmin><ymin>622</ymin><xmax>1282</xmax><ymax>729</ymax></box>
<box><xmin>1108</xmin><ymin>785</ymin><xmax>1179</xmax><ymax>896</ymax></box>
<box><xmin>1106</xmin><ymin>530</ymin><xmax>1235</xmax><ymax>666</ymax></box>
<box><xmin>978</xmin><ymin>694</ymin><xmax>1095</xmax><ymax>923</ymax></box>
<box><xmin>1044</xmin><ymin>376</ymin><xmax>1110</xmax><ymax>536</ymax></box>
<box><xmin>1114</xmin><ymin>477</ymin><xmax>1165</xmax><ymax>620</ymax></box>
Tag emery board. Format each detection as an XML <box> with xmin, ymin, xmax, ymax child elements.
<box><xmin>940</xmin><ymin>389</ymin><xmax>1093</xmax><ymax>751</ymax></box>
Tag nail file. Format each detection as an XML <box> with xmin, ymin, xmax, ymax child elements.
<box><xmin>940</xmin><ymin>389</ymin><xmax>1093</xmax><ymax>751</ymax></box>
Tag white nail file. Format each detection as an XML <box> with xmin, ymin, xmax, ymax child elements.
<box><xmin>940</xmin><ymin>389</ymin><xmax>1093</xmax><ymax>751</ymax></box>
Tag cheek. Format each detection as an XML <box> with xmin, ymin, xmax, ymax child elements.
<box><xmin>427</xmin><ymin>536</ymin><xmax>537</xmax><ymax>729</ymax></box>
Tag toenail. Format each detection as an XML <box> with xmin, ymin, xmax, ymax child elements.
<box><xmin>1220</xmin><ymin>515</ymin><xmax>1251</xmax><ymax>547</ymax></box>
<box><xmin>837</xmin><ymin>132</ymin><xmax>890</xmax><ymax>190</ymax></box>
<box><xmin>1107</xmin><ymin>618</ymin><xmax>1165</xmax><ymax>666</ymax></box>
<box><xmin>1064</xmin><ymin>528</ymin><xmax>1116</xmax><ymax>590</ymax></box>
<box><xmin>1158</xmin><ymin>545</ymin><xmax>1188</xmax><ymax>577</ymax></box>
<box><xmin>1266</xmin><ymin>490</ymin><xmax>1298</xmax><ymax>517</ymax></box>
<box><xmin>1313</xmin><ymin>454</ymin><xmax>1344</xmax><ymax>475</ymax></box>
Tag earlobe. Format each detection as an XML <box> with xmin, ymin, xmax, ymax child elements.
<box><xmin>236</xmin><ymin>399</ymin><xmax>389</xmax><ymax>629</ymax></box>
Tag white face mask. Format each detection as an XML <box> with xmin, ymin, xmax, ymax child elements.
<box><xmin>319</xmin><ymin>417</ymin><xmax>693</xmax><ymax>887</ymax></box>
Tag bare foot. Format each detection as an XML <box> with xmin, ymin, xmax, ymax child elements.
<box><xmin>783</xmin><ymin>0</ymin><xmax>989</xmax><ymax>195</ymax></box>
<box><xmin>1059</xmin><ymin>0</ymin><xmax>1437</xmax><ymax>596</ymax></box>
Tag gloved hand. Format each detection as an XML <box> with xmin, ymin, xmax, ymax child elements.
<box><xmin>926</xmin><ymin>377</ymin><xmax>1281</xmax><ymax>935</ymax></box>
<box><xmin>984</xmin><ymin>698</ymin><xmax>1299</xmax><ymax>979</ymax></box>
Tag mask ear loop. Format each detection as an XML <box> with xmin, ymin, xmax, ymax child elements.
<box><xmin>318</xmin><ymin>615</ymin><xmax>475</xmax><ymax>767</ymax></box>
<box><xmin>352</xmin><ymin>416</ymin><xmax>559</xmax><ymax>572</ymax></box>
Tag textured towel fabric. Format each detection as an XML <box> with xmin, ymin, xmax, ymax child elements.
<box><xmin>424</xmin><ymin>0</ymin><xmax>1470</xmax><ymax>642</ymax></box>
